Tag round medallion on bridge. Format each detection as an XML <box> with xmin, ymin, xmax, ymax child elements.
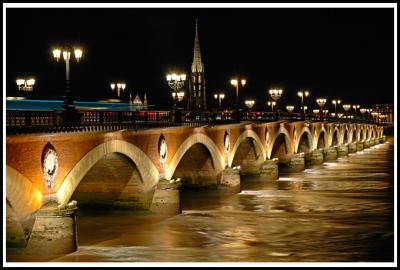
<box><xmin>159</xmin><ymin>135</ymin><xmax>167</xmax><ymax>168</ymax></box>
<box><xmin>41</xmin><ymin>143</ymin><xmax>59</xmax><ymax>189</ymax></box>
<box><xmin>224</xmin><ymin>131</ymin><xmax>230</xmax><ymax>154</ymax></box>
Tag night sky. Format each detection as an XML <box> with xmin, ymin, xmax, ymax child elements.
<box><xmin>6</xmin><ymin>7</ymin><xmax>394</xmax><ymax>111</ymax></box>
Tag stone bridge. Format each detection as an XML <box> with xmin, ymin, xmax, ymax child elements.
<box><xmin>6</xmin><ymin>120</ymin><xmax>385</xmax><ymax>255</ymax></box>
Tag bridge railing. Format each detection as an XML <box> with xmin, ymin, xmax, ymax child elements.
<box><xmin>6</xmin><ymin>108</ymin><xmax>377</xmax><ymax>135</ymax></box>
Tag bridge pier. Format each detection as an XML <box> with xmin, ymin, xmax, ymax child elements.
<box><xmin>219</xmin><ymin>167</ymin><xmax>241</xmax><ymax>193</ymax></box>
<box><xmin>363</xmin><ymin>140</ymin><xmax>371</xmax><ymax>149</ymax></box>
<box><xmin>259</xmin><ymin>158</ymin><xmax>279</xmax><ymax>180</ymax></box>
<box><xmin>356</xmin><ymin>142</ymin><xmax>364</xmax><ymax>151</ymax></box>
<box><xmin>238</xmin><ymin>159</ymin><xmax>264</xmax><ymax>176</ymax></box>
<box><xmin>379</xmin><ymin>136</ymin><xmax>386</xmax><ymax>143</ymax></box>
<box><xmin>374</xmin><ymin>138</ymin><xmax>380</xmax><ymax>145</ymax></box>
<box><xmin>348</xmin><ymin>142</ymin><xmax>357</xmax><ymax>153</ymax></box>
<box><xmin>337</xmin><ymin>145</ymin><xmax>349</xmax><ymax>157</ymax></box>
<box><xmin>26</xmin><ymin>202</ymin><xmax>78</xmax><ymax>256</ymax></box>
<box><xmin>150</xmin><ymin>179</ymin><xmax>181</xmax><ymax>215</ymax></box>
<box><xmin>323</xmin><ymin>146</ymin><xmax>338</xmax><ymax>161</ymax></box>
<box><xmin>305</xmin><ymin>149</ymin><xmax>324</xmax><ymax>166</ymax></box>
<box><xmin>279</xmin><ymin>153</ymin><xmax>305</xmax><ymax>173</ymax></box>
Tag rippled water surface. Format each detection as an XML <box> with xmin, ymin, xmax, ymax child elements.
<box><xmin>9</xmin><ymin>138</ymin><xmax>395</xmax><ymax>263</ymax></box>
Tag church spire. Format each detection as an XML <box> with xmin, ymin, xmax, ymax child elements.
<box><xmin>191</xmin><ymin>19</ymin><xmax>204</xmax><ymax>73</ymax></box>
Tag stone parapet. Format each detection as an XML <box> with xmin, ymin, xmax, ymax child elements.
<box><xmin>259</xmin><ymin>158</ymin><xmax>279</xmax><ymax>180</ymax></box>
<box><xmin>337</xmin><ymin>145</ymin><xmax>349</xmax><ymax>157</ymax></box>
<box><xmin>323</xmin><ymin>146</ymin><xmax>338</xmax><ymax>161</ymax></box>
<box><xmin>218</xmin><ymin>167</ymin><xmax>241</xmax><ymax>193</ymax></box>
<box><xmin>305</xmin><ymin>149</ymin><xmax>324</xmax><ymax>166</ymax></box>
<box><xmin>26</xmin><ymin>202</ymin><xmax>78</xmax><ymax>255</ymax></box>
<box><xmin>150</xmin><ymin>179</ymin><xmax>181</xmax><ymax>215</ymax></box>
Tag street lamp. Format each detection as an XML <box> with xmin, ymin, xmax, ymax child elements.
<box><xmin>269</xmin><ymin>89</ymin><xmax>283</xmax><ymax>119</ymax></box>
<box><xmin>352</xmin><ymin>104</ymin><xmax>360</xmax><ymax>115</ymax></box>
<box><xmin>167</xmin><ymin>73</ymin><xmax>186</xmax><ymax>123</ymax></box>
<box><xmin>297</xmin><ymin>90</ymin><xmax>309</xmax><ymax>117</ymax></box>
<box><xmin>172</xmin><ymin>91</ymin><xmax>185</xmax><ymax>104</ymax></box>
<box><xmin>316</xmin><ymin>98</ymin><xmax>327</xmax><ymax>120</ymax></box>
<box><xmin>342</xmin><ymin>104</ymin><xmax>351</xmax><ymax>119</ymax></box>
<box><xmin>16</xmin><ymin>78</ymin><xmax>35</xmax><ymax>91</ymax></box>
<box><xmin>231</xmin><ymin>78</ymin><xmax>246</xmax><ymax>120</ymax></box>
<box><xmin>52</xmin><ymin>46</ymin><xmax>83</xmax><ymax>110</ymax></box>
<box><xmin>267</xmin><ymin>101</ymin><xmax>276</xmax><ymax>112</ymax></box>
<box><xmin>245</xmin><ymin>100</ymin><xmax>255</xmax><ymax>112</ymax></box>
<box><xmin>286</xmin><ymin>105</ymin><xmax>295</xmax><ymax>113</ymax></box>
<box><xmin>214</xmin><ymin>93</ymin><xmax>225</xmax><ymax>111</ymax></box>
<box><xmin>110</xmin><ymin>82</ymin><xmax>126</xmax><ymax>98</ymax></box>
<box><xmin>332</xmin><ymin>99</ymin><xmax>341</xmax><ymax>116</ymax></box>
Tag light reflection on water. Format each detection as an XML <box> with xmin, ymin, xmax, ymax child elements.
<box><xmin>9</xmin><ymin>140</ymin><xmax>394</xmax><ymax>262</ymax></box>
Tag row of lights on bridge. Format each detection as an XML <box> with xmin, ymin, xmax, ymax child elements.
<box><xmin>14</xmin><ymin>46</ymin><xmax>376</xmax><ymax>120</ymax></box>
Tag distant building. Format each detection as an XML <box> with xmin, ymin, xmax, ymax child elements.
<box><xmin>129</xmin><ymin>93</ymin><xmax>149</xmax><ymax>110</ymax></box>
<box><xmin>188</xmin><ymin>20</ymin><xmax>207</xmax><ymax>111</ymax></box>
<box><xmin>371</xmin><ymin>104</ymin><xmax>394</xmax><ymax>124</ymax></box>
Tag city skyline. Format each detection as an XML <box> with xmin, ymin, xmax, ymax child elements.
<box><xmin>6</xmin><ymin>7</ymin><xmax>394</xmax><ymax>110</ymax></box>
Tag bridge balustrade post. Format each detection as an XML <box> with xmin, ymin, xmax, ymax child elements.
<box><xmin>150</xmin><ymin>179</ymin><xmax>181</xmax><ymax>215</ymax></box>
<box><xmin>25</xmin><ymin>111</ymin><xmax>31</xmax><ymax>126</ymax></box>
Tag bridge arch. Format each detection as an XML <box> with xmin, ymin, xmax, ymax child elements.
<box><xmin>56</xmin><ymin>140</ymin><xmax>159</xmax><ymax>205</ymax></box>
<box><xmin>330</xmin><ymin>127</ymin><xmax>340</xmax><ymax>146</ymax></box>
<box><xmin>6</xmin><ymin>166</ymin><xmax>44</xmax><ymax>221</ymax></box>
<box><xmin>268</xmin><ymin>126</ymin><xmax>291</xmax><ymax>160</ymax></box>
<box><xmin>351</xmin><ymin>129</ymin><xmax>357</xmax><ymax>142</ymax></box>
<box><xmin>316</xmin><ymin>128</ymin><xmax>329</xmax><ymax>149</ymax></box>
<box><xmin>166</xmin><ymin>133</ymin><xmax>225</xmax><ymax>180</ymax></box>
<box><xmin>359</xmin><ymin>127</ymin><xmax>366</xmax><ymax>142</ymax></box>
<box><xmin>342</xmin><ymin>127</ymin><xmax>349</xmax><ymax>144</ymax></box>
<box><xmin>228</xmin><ymin>129</ymin><xmax>266</xmax><ymax>167</ymax></box>
<box><xmin>295</xmin><ymin>127</ymin><xmax>313</xmax><ymax>153</ymax></box>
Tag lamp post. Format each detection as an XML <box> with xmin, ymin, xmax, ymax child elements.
<box><xmin>352</xmin><ymin>104</ymin><xmax>360</xmax><ymax>116</ymax></box>
<box><xmin>172</xmin><ymin>91</ymin><xmax>185</xmax><ymax>106</ymax></box>
<box><xmin>269</xmin><ymin>89</ymin><xmax>283</xmax><ymax>119</ymax></box>
<box><xmin>214</xmin><ymin>93</ymin><xmax>225</xmax><ymax>111</ymax></box>
<box><xmin>267</xmin><ymin>101</ymin><xmax>276</xmax><ymax>113</ymax></box>
<box><xmin>286</xmin><ymin>105</ymin><xmax>294</xmax><ymax>113</ymax></box>
<box><xmin>342</xmin><ymin>104</ymin><xmax>351</xmax><ymax>119</ymax></box>
<box><xmin>332</xmin><ymin>99</ymin><xmax>341</xmax><ymax>116</ymax></box>
<box><xmin>16</xmin><ymin>78</ymin><xmax>35</xmax><ymax>92</ymax></box>
<box><xmin>52</xmin><ymin>46</ymin><xmax>83</xmax><ymax>109</ymax></box>
<box><xmin>167</xmin><ymin>73</ymin><xmax>186</xmax><ymax>123</ymax></box>
<box><xmin>231</xmin><ymin>78</ymin><xmax>246</xmax><ymax>120</ymax></box>
<box><xmin>245</xmin><ymin>99</ymin><xmax>255</xmax><ymax>111</ymax></box>
<box><xmin>110</xmin><ymin>82</ymin><xmax>126</xmax><ymax>98</ymax></box>
<box><xmin>316</xmin><ymin>98</ymin><xmax>327</xmax><ymax>120</ymax></box>
<box><xmin>52</xmin><ymin>46</ymin><xmax>83</xmax><ymax>125</ymax></box>
<box><xmin>297</xmin><ymin>90</ymin><xmax>309</xmax><ymax>118</ymax></box>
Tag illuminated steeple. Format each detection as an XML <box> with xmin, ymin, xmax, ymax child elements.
<box><xmin>188</xmin><ymin>19</ymin><xmax>207</xmax><ymax>111</ymax></box>
<box><xmin>191</xmin><ymin>20</ymin><xmax>204</xmax><ymax>73</ymax></box>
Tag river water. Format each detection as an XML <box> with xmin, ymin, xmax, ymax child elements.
<box><xmin>8</xmin><ymin>138</ymin><xmax>395</xmax><ymax>263</ymax></box>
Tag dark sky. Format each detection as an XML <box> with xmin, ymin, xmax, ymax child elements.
<box><xmin>6</xmin><ymin>7</ymin><xmax>394</xmax><ymax>111</ymax></box>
